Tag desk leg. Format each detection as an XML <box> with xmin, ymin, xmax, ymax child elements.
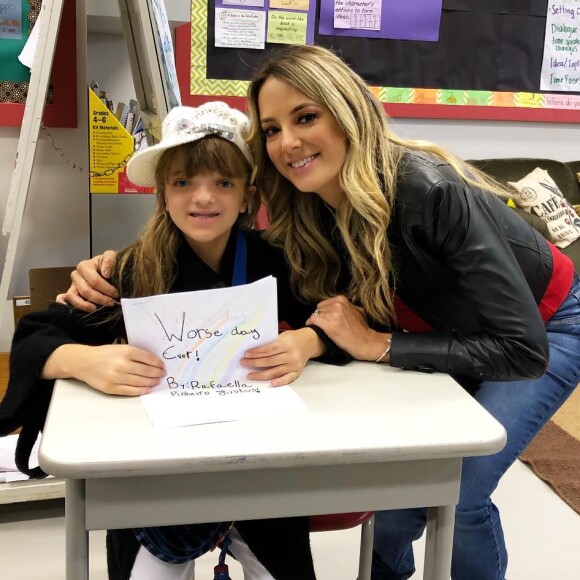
<box><xmin>358</xmin><ymin>514</ymin><xmax>375</xmax><ymax>580</ymax></box>
<box><xmin>66</xmin><ymin>479</ymin><xmax>88</xmax><ymax>580</ymax></box>
<box><xmin>423</xmin><ymin>505</ymin><xmax>455</xmax><ymax>580</ymax></box>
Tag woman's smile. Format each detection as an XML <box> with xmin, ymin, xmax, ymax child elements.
<box><xmin>289</xmin><ymin>153</ymin><xmax>319</xmax><ymax>169</ymax></box>
<box><xmin>258</xmin><ymin>77</ymin><xmax>347</xmax><ymax>208</ymax></box>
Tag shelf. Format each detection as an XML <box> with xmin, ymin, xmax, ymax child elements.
<box><xmin>0</xmin><ymin>477</ymin><xmax>65</xmax><ymax>505</ymax></box>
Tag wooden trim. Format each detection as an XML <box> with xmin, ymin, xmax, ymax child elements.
<box><xmin>0</xmin><ymin>352</ymin><xmax>8</xmax><ymax>403</ymax></box>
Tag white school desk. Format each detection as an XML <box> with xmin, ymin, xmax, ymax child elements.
<box><xmin>39</xmin><ymin>362</ymin><xmax>506</xmax><ymax>580</ymax></box>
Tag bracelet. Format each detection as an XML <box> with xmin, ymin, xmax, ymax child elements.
<box><xmin>374</xmin><ymin>337</ymin><xmax>392</xmax><ymax>363</ymax></box>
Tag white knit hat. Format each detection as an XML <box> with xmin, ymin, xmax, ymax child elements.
<box><xmin>127</xmin><ymin>102</ymin><xmax>254</xmax><ymax>187</ymax></box>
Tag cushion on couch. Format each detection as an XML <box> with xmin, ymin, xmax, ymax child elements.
<box><xmin>507</xmin><ymin>168</ymin><xmax>580</xmax><ymax>249</ymax></box>
<box><xmin>468</xmin><ymin>158</ymin><xmax>580</xmax><ymax>272</ymax></box>
<box><xmin>470</xmin><ymin>158</ymin><xmax>580</xmax><ymax>204</ymax></box>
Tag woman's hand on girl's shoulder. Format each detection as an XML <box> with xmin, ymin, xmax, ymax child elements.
<box><xmin>56</xmin><ymin>251</ymin><xmax>120</xmax><ymax>312</ymax></box>
<box><xmin>240</xmin><ymin>328</ymin><xmax>323</xmax><ymax>386</ymax></box>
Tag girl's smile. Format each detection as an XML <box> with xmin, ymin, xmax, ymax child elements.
<box><xmin>188</xmin><ymin>211</ymin><xmax>220</xmax><ymax>220</ymax></box>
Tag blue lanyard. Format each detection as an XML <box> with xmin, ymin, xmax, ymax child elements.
<box><xmin>232</xmin><ymin>230</ymin><xmax>247</xmax><ymax>286</ymax></box>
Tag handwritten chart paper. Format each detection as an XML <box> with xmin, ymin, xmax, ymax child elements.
<box><xmin>215</xmin><ymin>7</ymin><xmax>266</xmax><ymax>49</ymax></box>
<box><xmin>267</xmin><ymin>11</ymin><xmax>308</xmax><ymax>44</ymax></box>
<box><xmin>319</xmin><ymin>0</ymin><xmax>442</xmax><ymax>41</ymax></box>
<box><xmin>540</xmin><ymin>1</ymin><xmax>580</xmax><ymax>91</ymax></box>
<box><xmin>213</xmin><ymin>1</ymin><xmax>316</xmax><ymax>47</ymax></box>
<box><xmin>334</xmin><ymin>0</ymin><xmax>381</xmax><ymax>31</ymax></box>
<box><xmin>122</xmin><ymin>277</ymin><xmax>305</xmax><ymax>428</ymax></box>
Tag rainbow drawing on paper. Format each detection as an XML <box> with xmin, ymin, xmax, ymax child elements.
<box><xmin>121</xmin><ymin>276</ymin><xmax>278</xmax><ymax>397</ymax></box>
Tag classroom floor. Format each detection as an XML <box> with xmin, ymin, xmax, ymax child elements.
<box><xmin>0</xmin><ymin>460</ymin><xmax>578</xmax><ymax>579</ymax></box>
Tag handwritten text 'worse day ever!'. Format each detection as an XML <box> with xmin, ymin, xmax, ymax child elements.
<box><xmin>154</xmin><ymin>312</ymin><xmax>261</xmax><ymax>360</ymax></box>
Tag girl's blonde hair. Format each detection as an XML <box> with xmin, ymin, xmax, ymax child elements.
<box><xmin>113</xmin><ymin>137</ymin><xmax>258</xmax><ymax>299</ymax></box>
<box><xmin>247</xmin><ymin>44</ymin><xmax>508</xmax><ymax>325</ymax></box>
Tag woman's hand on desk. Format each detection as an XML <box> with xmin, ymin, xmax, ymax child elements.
<box><xmin>42</xmin><ymin>344</ymin><xmax>165</xmax><ymax>396</ymax></box>
<box><xmin>56</xmin><ymin>251</ymin><xmax>119</xmax><ymax>312</ymax></box>
<box><xmin>307</xmin><ymin>296</ymin><xmax>392</xmax><ymax>363</ymax></box>
<box><xmin>240</xmin><ymin>328</ymin><xmax>324</xmax><ymax>387</ymax></box>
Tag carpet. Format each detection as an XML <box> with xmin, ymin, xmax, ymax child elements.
<box><xmin>520</xmin><ymin>386</ymin><xmax>580</xmax><ymax>515</ymax></box>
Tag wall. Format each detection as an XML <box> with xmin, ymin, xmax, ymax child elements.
<box><xmin>391</xmin><ymin>117</ymin><xmax>579</xmax><ymax>162</ymax></box>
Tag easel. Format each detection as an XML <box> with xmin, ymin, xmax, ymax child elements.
<box><xmin>0</xmin><ymin>0</ymin><xmax>178</xmax><ymax>328</ymax></box>
<box><xmin>0</xmin><ymin>0</ymin><xmax>66</xmax><ymax>329</ymax></box>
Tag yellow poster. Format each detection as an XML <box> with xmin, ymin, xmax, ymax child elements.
<box><xmin>88</xmin><ymin>88</ymin><xmax>152</xmax><ymax>194</ymax></box>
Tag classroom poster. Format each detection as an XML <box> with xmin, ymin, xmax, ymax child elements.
<box><xmin>0</xmin><ymin>0</ymin><xmax>31</xmax><ymax>102</ymax></box>
<box><xmin>215</xmin><ymin>6</ymin><xmax>267</xmax><ymax>49</ymax></box>
<box><xmin>333</xmin><ymin>0</ymin><xmax>381</xmax><ymax>31</ymax></box>
<box><xmin>212</xmin><ymin>0</ymin><xmax>316</xmax><ymax>50</ymax></box>
<box><xmin>88</xmin><ymin>88</ymin><xmax>153</xmax><ymax>194</ymax></box>
<box><xmin>0</xmin><ymin>1</ymin><xmax>22</xmax><ymax>39</ymax></box>
<box><xmin>540</xmin><ymin>0</ymin><xmax>580</xmax><ymax>91</ymax></box>
<box><xmin>320</xmin><ymin>0</ymin><xmax>442</xmax><ymax>41</ymax></box>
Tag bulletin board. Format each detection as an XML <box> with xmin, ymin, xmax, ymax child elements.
<box><xmin>175</xmin><ymin>0</ymin><xmax>580</xmax><ymax>123</ymax></box>
<box><xmin>0</xmin><ymin>0</ymin><xmax>77</xmax><ymax>128</ymax></box>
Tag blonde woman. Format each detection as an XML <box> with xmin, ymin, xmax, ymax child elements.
<box><xmin>244</xmin><ymin>46</ymin><xmax>580</xmax><ymax>580</ymax></box>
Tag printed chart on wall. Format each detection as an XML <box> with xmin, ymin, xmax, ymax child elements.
<box><xmin>88</xmin><ymin>88</ymin><xmax>154</xmax><ymax>194</ymax></box>
<box><xmin>183</xmin><ymin>0</ymin><xmax>580</xmax><ymax>122</ymax></box>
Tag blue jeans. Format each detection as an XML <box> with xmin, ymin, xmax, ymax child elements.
<box><xmin>372</xmin><ymin>273</ymin><xmax>580</xmax><ymax>580</ymax></box>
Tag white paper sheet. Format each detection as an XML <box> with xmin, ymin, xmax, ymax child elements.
<box><xmin>121</xmin><ymin>276</ymin><xmax>306</xmax><ymax>428</ymax></box>
<box><xmin>18</xmin><ymin>6</ymin><xmax>42</xmax><ymax>67</ymax></box>
<box><xmin>0</xmin><ymin>433</ymin><xmax>47</xmax><ymax>481</ymax></box>
<box><xmin>214</xmin><ymin>7</ymin><xmax>266</xmax><ymax>50</ymax></box>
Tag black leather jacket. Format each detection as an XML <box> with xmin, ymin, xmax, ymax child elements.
<box><xmin>388</xmin><ymin>151</ymin><xmax>553</xmax><ymax>382</ymax></box>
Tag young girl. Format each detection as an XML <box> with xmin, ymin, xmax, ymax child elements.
<box><xmin>0</xmin><ymin>102</ymin><xmax>324</xmax><ymax>580</ymax></box>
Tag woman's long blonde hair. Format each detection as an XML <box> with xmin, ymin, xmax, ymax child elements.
<box><xmin>247</xmin><ymin>45</ymin><xmax>508</xmax><ymax>325</ymax></box>
<box><xmin>112</xmin><ymin>137</ymin><xmax>258</xmax><ymax>299</ymax></box>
